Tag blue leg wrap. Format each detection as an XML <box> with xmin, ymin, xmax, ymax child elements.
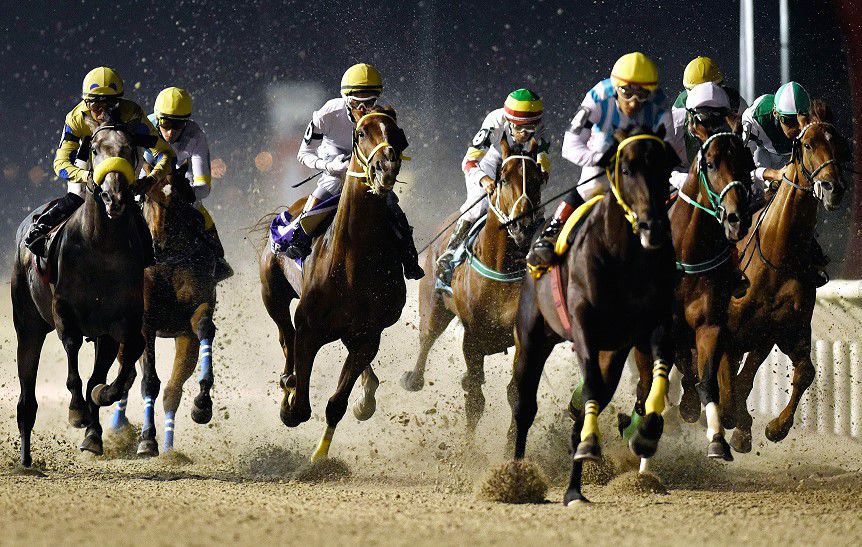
<box><xmin>164</xmin><ymin>410</ymin><xmax>175</xmax><ymax>451</ymax></box>
<box><xmin>142</xmin><ymin>396</ymin><xmax>155</xmax><ymax>436</ymax></box>
<box><xmin>198</xmin><ymin>339</ymin><xmax>213</xmax><ymax>385</ymax></box>
<box><xmin>110</xmin><ymin>398</ymin><xmax>129</xmax><ymax>430</ymax></box>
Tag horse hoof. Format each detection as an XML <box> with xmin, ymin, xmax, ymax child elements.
<box><xmin>90</xmin><ymin>384</ymin><xmax>113</xmax><ymax>407</ymax></box>
<box><xmin>564</xmin><ymin>491</ymin><xmax>590</xmax><ymax>505</ymax></box>
<box><xmin>730</xmin><ymin>429</ymin><xmax>752</xmax><ymax>453</ymax></box>
<box><xmin>279</xmin><ymin>374</ymin><xmax>296</xmax><ymax>391</ymax></box>
<box><xmin>79</xmin><ymin>433</ymin><xmax>103</xmax><ymax>456</ymax></box>
<box><xmin>191</xmin><ymin>402</ymin><xmax>213</xmax><ymax>425</ymax></box>
<box><xmin>707</xmin><ymin>434</ymin><xmax>733</xmax><ymax>461</ymax></box>
<box><xmin>678</xmin><ymin>398</ymin><xmax>702</xmax><ymax>424</ymax></box>
<box><xmin>573</xmin><ymin>434</ymin><xmax>601</xmax><ymax>462</ymax></box>
<box><xmin>399</xmin><ymin>371</ymin><xmax>424</xmax><ymax>392</ymax></box>
<box><xmin>137</xmin><ymin>438</ymin><xmax>159</xmax><ymax>457</ymax></box>
<box><xmin>280</xmin><ymin>402</ymin><xmax>311</xmax><ymax>428</ymax></box>
<box><xmin>353</xmin><ymin>396</ymin><xmax>377</xmax><ymax>422</ymax></box>
<box><xmin>68</xmin><ymin>407</ymin><xmax>89</xmax><ymax>429</ymax></box>
<box><xmin>629</xmin><ymin>413</ymin><xmax>664</xmax><ymax>458</ymax></box>
<box><xmin>765</xmin><ymin>419</ymin><xmax>792</xmax><ymax>443</ymax></box>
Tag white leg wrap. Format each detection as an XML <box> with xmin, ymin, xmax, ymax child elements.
<box><xmin>705</xmin><ymin>402</ymin><xmax>723</xmax><ymax>440</ymax></box>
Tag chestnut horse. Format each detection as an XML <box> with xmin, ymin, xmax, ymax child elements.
<box><xmin>658</xmin><ymin>131</ymin><xmax>754</xmax><ymax>461</ymax></box>
<box><xmin>509</xmin><ymin>128</ymin><xmax>679</xmax><ymax>504</ymax></box>
<box><xmin>399</xmin><ymin>136</ymin><xmax>543</xmax><ymax>436</ymax></box>
<box><xmin>109</xmin><ymin>163</ymin><xmax>221</xmax><ymax>456</ymax></box>
<box><xmin>260</xmin><ymin>106</ymin><xmax>410</xmax><ymax>461</ymax></box>
<box><xmin>11</xmin><ymin>121</ymin><xmax>149</xmax><ymax>467</ymax></box>
<box><xmin>715</xmin><ymin>117</ymin><xmax>846</xmax><ymax>453</ymax></box>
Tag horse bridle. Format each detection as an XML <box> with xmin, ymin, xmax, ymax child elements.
<box><xmin>677</xmin><ymin>132</ymin><xmax>748</xmax><ymax>224</ymax></box>
<box><xmin>489</xmin><ymin>154</ymin><xmax>539</xmax><ymax>232</ymax></box>
<box><xmin>782</xmin><ymin>121</ymin><xmax>840</xmax><ymax>201</ymax></box>
<box><xmin>605</xmin><ymin>134</ymin><xmax>667</xmax><ymax>233</ymax></box>
<box><xmin>346</xmin><ymin>112</ymin><xmax>408</xmax><ymax>190</ymax></box>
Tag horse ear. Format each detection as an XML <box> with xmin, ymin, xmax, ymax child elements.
<box><xmin>526</xmin><ymin>137</ymin><xmax>537</xmax><ymax>156</ymax></box>
<box><xmin>728</xmin><ymin>113</ymin><xmax>743</xmax><ymax>136</ymax></box>
<box><xmin>654</xmin><ymin>124</ymin><xmax>667</xmax><ymax>140</ymax></box>
<box><xmin>809</xmin><ymin>98</ymin><xmax>834</xmax><ymax>124</ymax></box>
<box><xmin>82</xmin><ymin>112</ymin><xmax>99</xmax><ymax>134</ymax></box>
<box><xmin>612</xmin><ymin>128</ymin><xmax>628</xmax><ymax>144</ymax></box>
<box><xmin>499</xmin><ymin>130</ymin><xmax>510</xmax><ymax>159</ymax></box>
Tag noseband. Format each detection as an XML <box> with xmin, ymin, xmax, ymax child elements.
<box><xmin>677</xmin><ymin>132</ymin><xmax>748</xmax><ymax>224</ymax></box>
<box><xmin>489</xmin><ymin>155</ymin><xmax>539</xmax><ymax>235</ymax></box>
<box><xmin>346</xmin><ymin>112</ymin><xmax>408</xmax><ymax>190</ymax></box>
<box><xmin>782</xmin><ymin>122</ymin><xmax>841</xmax><ymax>201</ymax></box>
<box><xmin>605</xmin><ymin>134</ymin><xmax>667</xmax><ymax>233</ymax></box>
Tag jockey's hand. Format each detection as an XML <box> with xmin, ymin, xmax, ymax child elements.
<box><xmin>481</xmin><ymin>176</ymin><xmax>495</xmax><ymax>194</ymax></box>
<box><xmin>325</xmin><ymin>154</ymin><xmax>350</xmax><ymax>177</ymax></box>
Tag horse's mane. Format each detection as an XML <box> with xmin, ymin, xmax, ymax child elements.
<box><xmin>809</xmin><ymin>98</ymin><xmax>834</xmax><ymax>124</ymax></box>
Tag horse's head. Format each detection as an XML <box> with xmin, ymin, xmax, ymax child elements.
<box><xmin>84</xmin><ymin>116</ymin><xmax>139</xmax><ymax>219</ymax></box>
<box><xmin>608</xmin><ymin>126</ymin><xmax>678</xmax><ymax>250</ymax></box>
<box><xmin>144</xmin><ymin>161</ymin><xmax>193</xmax><ymax>244</ymax></box>
<box><xmin>350</xmin><ymin>105</ymin><xmax>408</xmax><ymax>195</ymax></box>
<box><xmin>791</xmin><ymin>104</ymin><xmax>846</xmax><ymax>211</ymax></box>
<box><xmin>492</xmin><ymin>134</ymin><xmax>544</xmax><ymax>247</ymax></box>
<box><xmin>697</xmin><ymin>131</ymin><xmax>754</xmax><ymax>241</ymax></box>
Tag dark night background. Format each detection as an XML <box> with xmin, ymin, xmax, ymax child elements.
<box><xmin>0</xmin><ymin>0</ymin><xmax>853</xmax><ymax>273</ymax></box>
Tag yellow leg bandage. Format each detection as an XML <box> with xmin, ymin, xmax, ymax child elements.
<box><xmin>311</xmin><ymin>425</ymin><xmax>335</xmax><ymax>462</ymax></box>
<box><xmin>645</xmin><ymin>359</ymin><xmax>671</xmax><ymax>415</ymax></box>
<box><xmin>580</xmin><ymin>400</ymin><xmax>601</xmax><ymax>442</ymax></box>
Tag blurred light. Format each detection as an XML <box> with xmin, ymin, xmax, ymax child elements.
<box><xmin>3</xmin><ymin>164</ymin><xmax>19</xmax><ymax>180</ymax></box>
<box><xmin>255</xmin><ymin>151</ymin><xmax>273</xmax><ymax>172</ymax></box>
<box><xmin>28</xmin><ymin>165</ymin><xmax>46</xmax><ymax>184</ymax></box>
<box><xmin>211</xmin><ymin>158</ymin><xmax>227</xmax><ymax>179</ymax></box>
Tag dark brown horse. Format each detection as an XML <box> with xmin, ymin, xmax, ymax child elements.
<box><xmin>109</xmin><ymin>163</ymin><xmax>220</xmax><ymax>456</ymax></box>
<box><xmin>260</xmin><ymin>106</ymin><xmax>410</xmax><ymax>461</ymax></box>
<box><xmin>711</xmin><ymin>117</ymin><xmax>846</xmax><ymax>453</ymax></box>
<box><xmin>11</xmin><ymin>121</ymin><xmax>149</xmax><ymax>467</ymax></box>
<box><xmin>399</xmin><ymin>136</ymin><xmax>543</xmax><ymax>436</ymax></box>
<box><xmin>660</xmin><ymin>130</ymin><xmax>754</xmax><ymax>461</ymax></box>
<box><xmin>509</xmin><ymin>128</ymin><xmax>679</xmax><ymax>504</ymax></box>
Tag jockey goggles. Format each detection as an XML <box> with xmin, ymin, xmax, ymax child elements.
<box><xmin>508</xmin><ymin>121</ymin><xmax>539</xmax><ymax>135</ymax></box>
<box><xmin>346</xmin><ymin>94</ymin><xmax>378</xmax><ymax>110</ymax></box>
<box><xmin>777</xmin><ymin>112</ymin><xmax>799</xmax><ymax>127</ymax></box>
<box><xmin>85</xmin><ymin>96</ymin><xmax>119</xmax><ymax>111</ymax></box>
<box><xmin>158</xmin><ymin>117</ymin><xmax>188</xmax><ymax>131</ymax></box>
<box><xmin>616</xmin><ymin>85</ymin><xmax>652</xmax><ymax>102</ymax></box>
<box><xmin>688</xmin><ymin>108</ymin><xmax>731</xmax><ymax>127</ymax></box>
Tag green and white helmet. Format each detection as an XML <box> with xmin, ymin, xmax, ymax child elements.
<box><xmin>774</xmin><ymin>81</ymin><xmax>810</xmax><ymax>115</ymax></box>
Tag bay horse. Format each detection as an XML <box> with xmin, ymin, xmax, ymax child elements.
<box><xmin>659</xmin><ymin>130</ymin><xmax>754</xmax><ymax>461</ymax></box>
<box><xmin>11</xmin><ymin>120</ymin><xmax>150</xmax><ymax>467</ymax></box>
<box><xmin>259</xmin><ymin>105</ymin><xmax>410</xmax><ymax>461</ymax></box>
<box><xmin>715</xmin><ymin>116</ymin><xmax>846</xmax><ymax>453</ymax></box>
<box><xmin>508</xmin><ymin>128</ymin><xmax>679</xmax><ymax>504</ymax></box>
<box><xmin>399</xmin><ymin>135</ymin><xmax>543</xmax><ymax>436</ymax></box>
<box><xmin>109</xmin><ymin>162</ymin><xmax>220</xmax><ymax>456</ymax></box>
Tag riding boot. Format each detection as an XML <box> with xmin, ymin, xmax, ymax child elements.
<box><xmin>806</xmin><ymin>238</ymin><xmax>830</xmax><ymax>288</ymax></box>
<box><xmin>435</xmin><ymin>218</ymin><xmax>473</xmax><ymax>286</ymax></box>
<box><xmin>24</xmin><ymin>192</ymin><xmax>85</xmax><ymax>257</ymax></box>
<box><xmin>526</xmin><ymin>199</ymin><xmax>579</xmax><ymax>269</ymax></box>
<box><xmin>285</xmin><ymin>196</ymin><xmax>320</xmax><ymax>260</ymax></box>
<box><xmin>202</xmin><ymin>227</ymin><xmax>234</xmax><ymax>282</ymax></box>
<box><xmin>384</xmin><ymin>193</ymin><xmax>424</xmax><ymax>280</ymax></box>
<box><xmin>130</xmin><ymin>209</ymin><xmax>155</xmax><ymax>268</ymax></box>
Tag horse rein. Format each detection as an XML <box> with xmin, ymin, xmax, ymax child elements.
<box><xmin>677</xmin><ymin>132</ymin><xmax>748</xmax><ymax>224</ymax></box>
<box><xmin>605</xmin><ymin>134</ymin><xmax>666</xmax><ymax>233</ymax></box>
<box><xmin>346</xmin><ymin>112</ymin><xmax>409</xmax><ymax>188</ymax></box>
<box><xmin>781</xmin><ymin>121</ymin><xmax>840</xmax><ymax>201</ymax></box>
<box><xmin>489</xmin><ymin>154</ymin><xmax>538</xmax><ymax>228</ymax></box>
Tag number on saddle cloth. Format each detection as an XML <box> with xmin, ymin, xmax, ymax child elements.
<box><xmin>269</xmin><ymin>194</ymin><xmax>341</xmax><ymax>260</ymax></box>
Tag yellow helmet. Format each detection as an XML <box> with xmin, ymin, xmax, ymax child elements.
<box><xmin>340</xmin><ymin>63</ymin><xmax>383</xmax><ymax>96</ymax></box>
<box><xmin>683</xmin><ymin>56</ymin><xmax>724</xmax><ymax>90</ymax></box>
<box><xmin>82</xmin><ymin>67</ymin><xmax>124</xmax><ymax>98</ymax></box>
<box><xmin>154</xmin><ymin>87</ymin><xmax>193</xmax><ymax>120</ymax></box>
<box><xmin>610</xmin><ymin>52</ymin><xmax>658</xmax><ymax>90</ymax></box>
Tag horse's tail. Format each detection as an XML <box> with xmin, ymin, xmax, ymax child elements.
<box><xmin>246</xmin><ymin>209</ymin><xmax>283</xmax><ymax>257</ymax></box>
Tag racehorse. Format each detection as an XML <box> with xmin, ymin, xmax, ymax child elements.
<box><xmin>713</xmin><ymin>110</ymin><xmax>847</xmax><ymax>453</ymax></box>
<box><xmin>259</xmin><ymin>105</ymin><xmax>411</xmax><ymax>461</ymax></box>
<box><xmin>662</xmin><ymin>130</ymin><xmax>754</xmax><ymax>460</ymax></box>
<box><xmin>109</xmin><ymin>162</ymin><xmax>221</xmax><ymax>456</ymax></box>
<box><xmin>508</xmin><ymin>128</ymin><xmax>679</xmax><ymax>504</ymax></box>
<box><xmin>11</xmin><ymin>119</ymin><xmax>149</xmax><ymax>467</ymax></box>
<box><xmin>399</xmin><ymin>135</ymin><xmax>543</xmax><ymax>436</ymax></box>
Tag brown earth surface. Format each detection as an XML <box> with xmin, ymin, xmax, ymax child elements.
<box><xmin>1</xmin><ymin>263</ymin><xmax>861</xmax><ymax>546</ymax></box>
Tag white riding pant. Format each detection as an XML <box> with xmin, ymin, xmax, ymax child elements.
<box><xmin>459</xmin><ymin>174</ymin><xmax>488</xmax><ymax>223</ymax></box>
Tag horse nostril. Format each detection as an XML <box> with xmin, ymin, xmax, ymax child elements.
<box><xmin>821</xmin><ymin>181</ymin><xmax>833</xmax><ymax>191</ymax></box>
<box><xmin>727</xmin><ymin>213</ymin><xmax>740</xmax><ymax>225</ymax></box>
<box><xmin>638</xmin><ymin>221</ymin><xmax>650</xmax><ymax>232</ymax></box>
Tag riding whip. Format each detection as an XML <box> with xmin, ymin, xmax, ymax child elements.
<box><xmin>499</xmin><ymin>170</ymin><xmax>607</xmax><ymax>229</ymax></box>
<box><xmin>418</xmin><ymin>194</ymin><xmax>487</xmax><ymax>254</ymax></box>
<box><xmin>291</xmin><ymin>170</ymin><xmax>325</xmax><ymax>188</ymax></box>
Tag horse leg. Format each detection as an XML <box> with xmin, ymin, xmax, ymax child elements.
<box><xmin>400</xmin><ymin>288</ymin><xmax>454</xmax><ymax>392</ymax></box>
<box><xmin>136</xmin><ymin>330</ymin><xmax>160</xmax><ymax>456</ymax></box>
<box><xmin>13</xmin><ymin>303</ymin><xmax>49</xmax><ymax>468</ymax></box>
<box><xmin>630</xmin><ymin>317</ymin><xmax>674</xmax><ymax>461</ymax></box>
<box><xmin>462</xmin><ymin>332</ymin><xmax>486</xmax><ymax>438</ymax></box>
<box><xmin>677</xmin><ymin>348</ymin><xmax>701</xmax><ymax>423</ymax></box>
<box><xmin>766</xmin><ymin>334</ymin><xmax>814</xmax><ymax>443</ymax></box>
<box><xmin>564</xmin><ymin>411</ymin><xmax>588</xmax><ymax>505</ymax></box>
<box><xmin>81</xmin><ymin>335</ymin><xmax>121</xmax><ymax>455</ymax></box>
<box><xmin>62</xmin><ymin>332</ymin><xmax>87</xmax><ymax>429</ymax></box>
<box><xmin>507</xmin><ymin>288</ymin><xmax>557</xmax><ymax>458</ymax></box>
<box><xmin>617</xmin><ymin>348</ymin><xmax>651</xmax><ymax>442</ymax></box>
<box><xmin>92</xmin><ymin>327</ymin><xmax>143</xmax><ymax>407</ymax></box>
<box><xmin>281</xmin><ymin>315</ymin><xmax>320</xmax><ymax>428</ymax></box>
<box><xmin>352</xmin><ymin>365</ymin><xmax>379</xmax><ymax>421</ymax></box>
<box><xmin>574</xmin><ymin>349</ymin><xmax>628</xmax><ymax>462</ymax></box>
<box><xmin>694</xmin><ymin>325</ymin><xmax>733</xmax><ymax>461</ymax></box>
<box><xmin>311</xmin><ymin>334</ymin><xmax>381</xmax><ymax>462</ymax></box>
<box><xmin>190</xmin><ymin>303</ymin><xmax>216</xmax><ymax>425</ymax></box>
<box><xmin>261</xmin><ymin>260</ymin><xmax>299</xmax><ymax>416</ymax></box>
<box><xmin>162</xmin><ymin>334</ymin><xmax>199</xmax><ymax>452</ymax></box>
<box><xmin>729</xmin><ymin>346</ymin><xmax>768</xmax><ymax>453</ymax></box>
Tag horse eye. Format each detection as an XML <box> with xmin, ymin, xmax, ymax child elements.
<box><xmin>804</xmin><ymin>143</ymin><xmax>812</xmax><ymax>150</ymax></box>
<box><xmin>621</xmin><ymin>168</ymin><xmax>631</xmax><ymax>176</ymax></box>
<box><xmin>357</xmin><ymin>131</ymin><xmax>365</xmax><ymax>139</ymax></box>
<box><xmin>707</xmin><ymin>162</ymin><xmax>715</xmax><ymax>170</ymax></box>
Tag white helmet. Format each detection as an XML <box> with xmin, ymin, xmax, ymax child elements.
<box><xmin>686</xmin><ymin>82</ymin><xmax>730</xmax><ymax>111</ymax></box>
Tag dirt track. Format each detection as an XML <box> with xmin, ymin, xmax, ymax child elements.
<box><xmin>2</xmin><ymin>268</ymin><xmax>861</xmax><ymax>545</ymax></box>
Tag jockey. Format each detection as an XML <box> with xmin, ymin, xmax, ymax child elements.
<box><xmin>742</xmin><ymin>81</ymin><xmax>829</xmax><ymax>286</ymax></box>
<box><xmin>436</xmin><ymin>88</ymin><xmax>550</xmax><ymax>285</ymax></box>
<box><xmin>144</xmin><ymin>86</ymin><xmax>233</xmax><ymax>281</ymax></box>
<box><xmin>670</xmin><ymin>82</ymin><xmax>735</xmax><ymax>189</ymax></box>
<box><xmin>292</xmin><ymin>63</ymin><xmax>423</xmax><ymax>279</ymax></box>
<box><xmin>526</xmin><ymin>52</ymin><xmax>683</xmax><ymax>269</ymax></box>
<box><xmin>24</xmin><ymin>67</ymin><xmax>174</xmax><ymax>260</ymax></box>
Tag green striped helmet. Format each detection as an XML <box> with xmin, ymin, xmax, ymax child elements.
<box><xmin>774</xmin><ymin>81</ymin><xmax>810</xmax><ymax>115</ymax></box>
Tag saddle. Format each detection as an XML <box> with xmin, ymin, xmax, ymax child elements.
<box><xmin>528</xmin><ymin>195</ymin><xmax>604</xmax><ymax>280</ymax></box>
<box><xmin>30</xmin><ymin>199</ymin><xmax>71</xmax><ymax>284</ymax></box>
<box><xmin>433</xmin><ymin>216</ymin><xmax>488</xmax><ymax>294</ymax></box>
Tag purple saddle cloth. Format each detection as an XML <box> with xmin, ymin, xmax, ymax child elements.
<box><xmin>269</xmin><ymin>194</ymin><xmax>340</xmax><ymax>267</ymax></box>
